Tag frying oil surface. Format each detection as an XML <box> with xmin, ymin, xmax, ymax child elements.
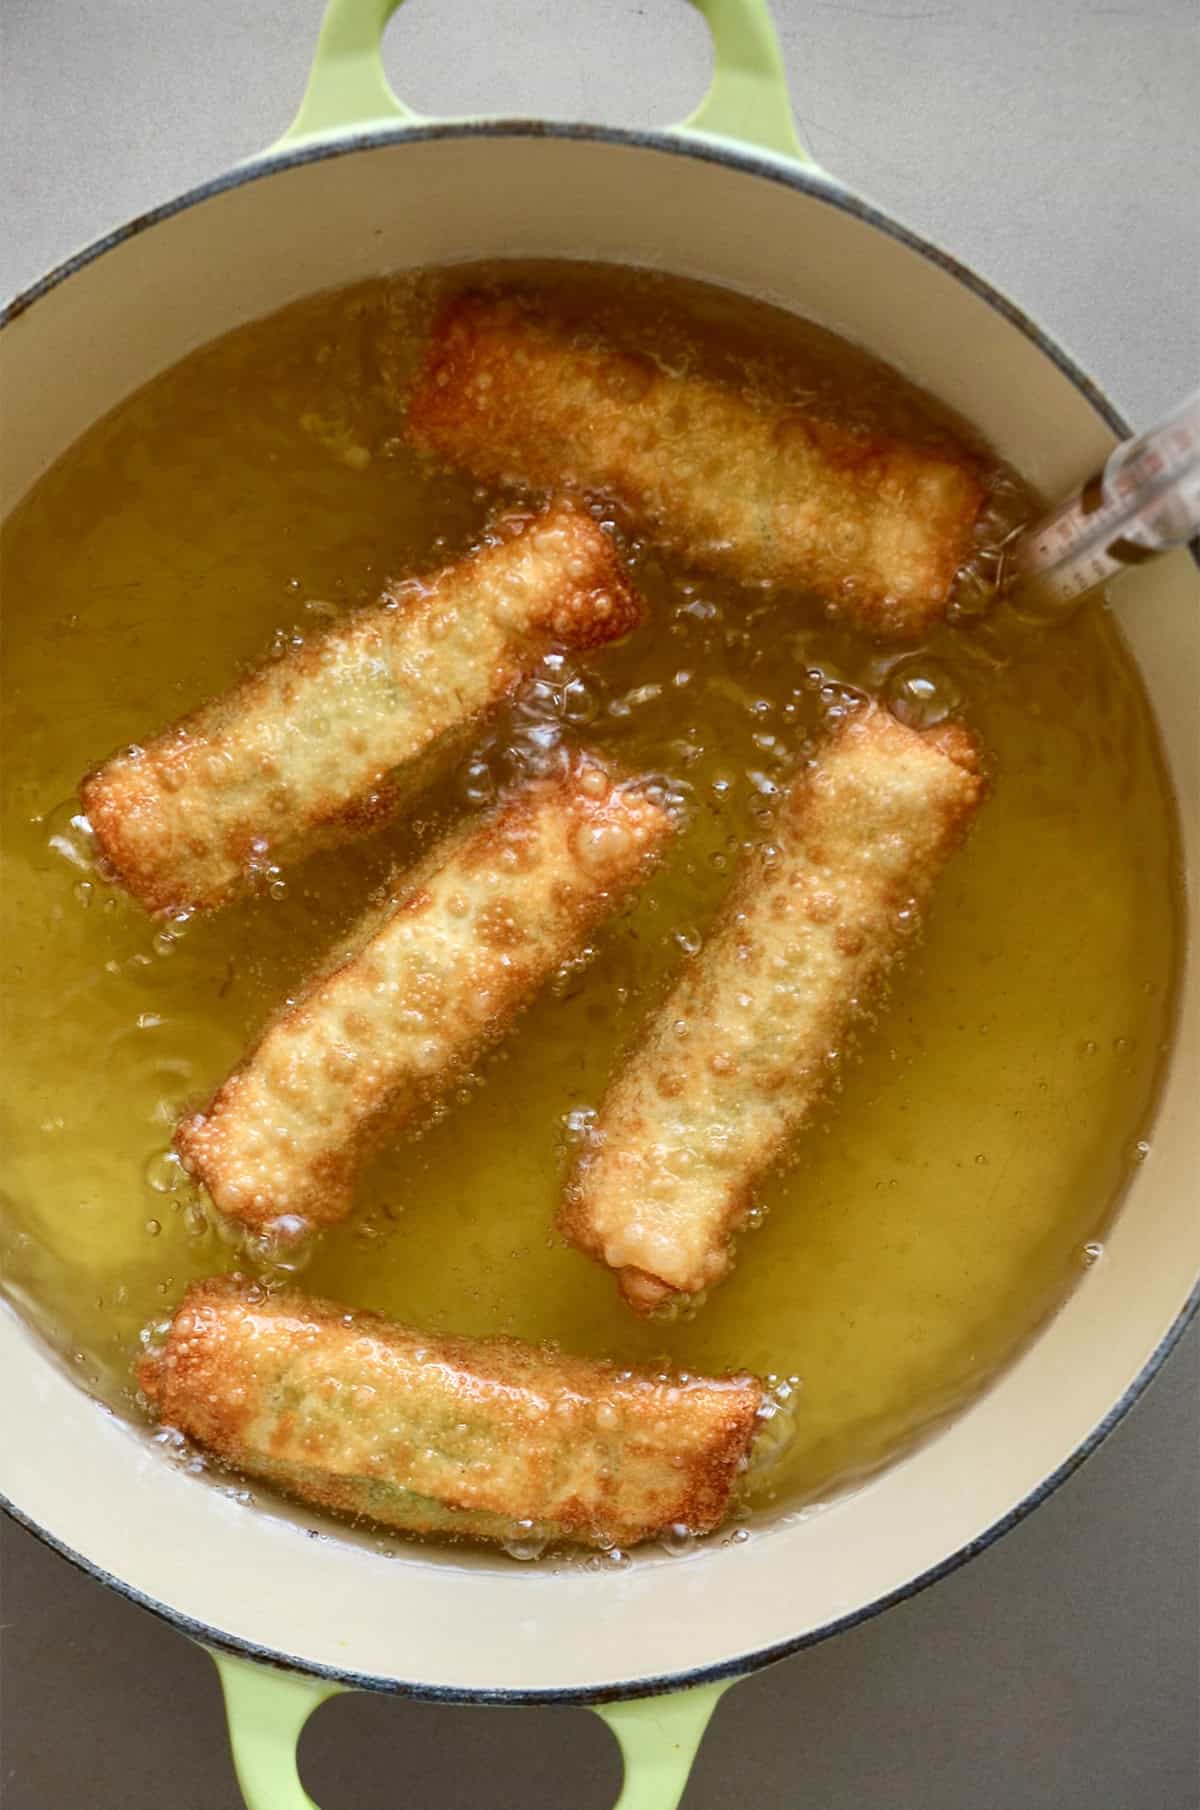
<box><xmin>0</xmin><ymin>263</ymin><xmax>1180</xmax><ymax>1529</ymax></box>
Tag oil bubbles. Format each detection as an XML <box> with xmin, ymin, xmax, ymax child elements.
<box><xmin>884</xmin><ymin>660</ymin><xmax>963</xmax><ymax>730</ymax></box>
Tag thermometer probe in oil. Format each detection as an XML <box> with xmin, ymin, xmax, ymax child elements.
<box><xmin>1013</xmin><ymin>386</ymin><xmax>1200</xmax><ymax>612</ymax></box>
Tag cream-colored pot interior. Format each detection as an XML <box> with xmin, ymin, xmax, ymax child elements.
<box><xmin>2</xmin><ymin>131</ymin><xmax>1196</xmax><ymax>1698</ymax></box>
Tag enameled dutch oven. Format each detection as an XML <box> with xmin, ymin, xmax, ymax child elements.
<box><xmin>1</xmin><ymin>3</ymin><xmax>1196</xmax><ymax>1805</ymax></box>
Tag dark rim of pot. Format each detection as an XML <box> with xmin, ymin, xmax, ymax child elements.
<box><xmin>2</xmin><ymin>120</ymin><xmax>1198</xmax><ymax>1708</ymax></box>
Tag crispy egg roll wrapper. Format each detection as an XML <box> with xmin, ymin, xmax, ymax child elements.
<box><xmin>177</xmin><ymin>760</ymin><xmax>673</xmax><ymax>1232</ymax></box>
<box><xmin>561</xmin><ymin>708</ymin><xmax>984</xmax><ymax>1314</ymax></box>
<box><xmin>82</xmin><ymin>504</ymin><xmax>643</xmax><ymax>915</ymax></box>
<box><xmin>408</xmin><ymin>297</ymin><xmax>985</xmax><ymax>637</ymax></box>
<box><xmin>140</xmin><ymin>1279</ymin><xmax>764</xmax><ymax>1548</ymax></box>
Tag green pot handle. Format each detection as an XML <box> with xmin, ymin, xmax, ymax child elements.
<box><xmin>278</xmin><ymin>0</ymin><xmax>809</xmax><ymax>163</ymax></box>
<box><xmin>211</xmin><ymin>1649</ymin><xmax>731</xmax><ymax>1810</ymax></box>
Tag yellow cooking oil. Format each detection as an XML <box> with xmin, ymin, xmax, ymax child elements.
<box><xmin>0</xmin><ymin>262</ymin><xmax>1181</xmax><ymax>1538</ymax></box>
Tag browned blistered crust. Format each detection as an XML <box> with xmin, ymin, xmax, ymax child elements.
<box><xmin>81</xmin><ymin>503</ymin><xmax>643</xmax><ymax>916</ymax></box>
<box><xmin>407</xmin><ymin>296</ymin><xmax>986</xmax><ymax>638</ymax></box>
<box><xmin>175</xmin><ymin>758</ymin><xmax>674</xmax><ymax>1232</ymax></box>
<box><xmin>139</xmin><ymin>1277</ymin><xmax>764</xmax><ymax>1548</ymax></box>
<box><xmin>559</xmin><ymin>707</ymin><xmax>985</xmax><ymax>1315</ymax></box>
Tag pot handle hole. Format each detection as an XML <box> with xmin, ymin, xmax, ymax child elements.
<box><xmin>277</xmin><ymin>0</ymin><xmax>810</xmax><ymax>164</ymax></box>
<box><xmin>210</xmin><ymin>1648</ymin><xmax>731</xmax><ymax>1810</ymax></box>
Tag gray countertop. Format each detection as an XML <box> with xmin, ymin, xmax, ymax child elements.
<box><xmin>2</xmin><ymin>4</ymin><xmax>1197</xmax><ymax>1807</ymax></box>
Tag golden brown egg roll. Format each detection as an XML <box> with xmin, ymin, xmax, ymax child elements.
<box><xmin>407</xmin><ymin>296</ymin><xmax>985</xmax><ymax>637</ymax></box>
<box><xmin>82</xmin><ymin>504</ymin><xmax>643</xmax><ymax>916</ymax></box>
<box><xmin>139</xmin><ymin>1278</ymin><xmax>764</xmax><ymax>1548</ymax></box>
<box><xmin>560</xmin><ymin>708</ymin><xmax>985</xmax><ymax>1314</ymax></box>
<box><xmin>176</xmin><ymin>759</ymin><xmax>674</xmax><ymax>1234</ymax></box>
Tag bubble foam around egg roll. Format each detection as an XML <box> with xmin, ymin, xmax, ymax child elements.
<box><xmin>81</xmin><ymin>503</ymin><xmax>643</xmax><ymax>916</ymax></box>
<box><xmin>176</xmin><ymin>758</ymin><xmax>674</xmax><ymax>1234</ymax></box>
<box><xmin>407</xmin><ymin>296</ymin><xmax>985</xmax><ymax>638</ymax></box>
<box><xmin>560</xmin><ymin>708</ymin><xmax>985</xmax><ymax>1315</ymax></box>
<box><xmin>139</xmin><ymin>1278</ymin><xmax>764</xmax><ymax>1549</ymax></box>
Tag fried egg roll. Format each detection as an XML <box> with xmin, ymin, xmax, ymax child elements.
<box><xmin>139</xmin><ymin>1279</ymin><xmax>764</xmax><ymax>1548</ymax></box>
<box><xmin>176</xmin><ymin>759</ymin><xmax>673</xmax><ymax>1233</ymax></box>
<box><xmin>561</xmin><ymin>708</ymin><xmax>984</xmax><ymax>1314</ymax></box>
<box><xmin>408</xmin><ymin>297</ymin><xmax>985</xmax><ymax>637</ymax></box>
<box><xmin>82</xmin><ymin>504</ymin><xmax>643</xmax><ymax>916</ymax></box>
